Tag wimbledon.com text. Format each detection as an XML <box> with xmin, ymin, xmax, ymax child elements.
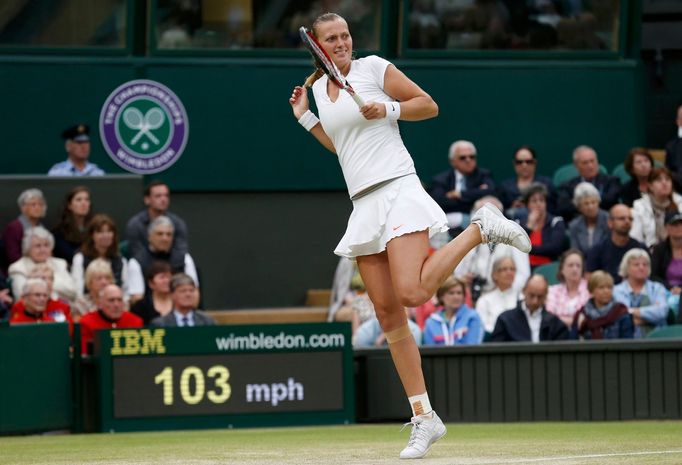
<box><xmin>215</xmin><ymin>332</ymin><xmax>345</xmax><ymax>351</ymax></box>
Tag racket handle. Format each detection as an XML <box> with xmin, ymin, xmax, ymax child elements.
<box><xmin>350</xmin><ymin>92</ymin><xmax>365</xmax><ymax>108</ymax></box>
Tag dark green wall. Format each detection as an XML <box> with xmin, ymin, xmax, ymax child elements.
<box><xmin>642</xmin><ymin>51</ymin><xmax>682</xmax><ymax>148</ymax></box>
<box><xmin>0</xmin><ymin>323</ymin><xmax>72</xmax><ymax>433</ymax></box>
<box><xmin>0</xmin><ymin>57</ymin><xmax>644</xmax><ymax>189</ymax></box>
<box><xmin>356</xmin><ymin>339</ymin><xmax>682</xmax><ymax>422</ymax></box>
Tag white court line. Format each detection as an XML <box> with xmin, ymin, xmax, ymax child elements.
<box><xmin>478</xmin><ymin>449</ymin><xmax>682</xmax><ymax>464</ymax></box>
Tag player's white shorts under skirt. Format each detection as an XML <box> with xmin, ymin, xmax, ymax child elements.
<box><xmin>334</xmin><ymin>174</ymin><xmax>449</xmax><ymax>259</ymax></box>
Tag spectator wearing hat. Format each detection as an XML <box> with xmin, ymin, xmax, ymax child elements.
<box><xmin>519</xmin><ymin>182</ymin><xmax>566</xmax><ymax>268</ymax></box>
<box><xmin>48</xmin><ymin>124</ymin><xmax>105</xmax><ymax>176</ymax></box>
<box><xmin>150</xmin><ymin>273</ymin><xmax>215</xmax><ymax>327</ymax></box>
<box><xmin>651</xmin><ymin>212</ymin><xmax>682</xmax><ymax>293</ymax></box>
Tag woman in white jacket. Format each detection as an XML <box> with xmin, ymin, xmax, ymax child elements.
<box><xmin>631</xmin><ymin>167</ymin><xmax>682</xmax><ymax>249</ymax></box>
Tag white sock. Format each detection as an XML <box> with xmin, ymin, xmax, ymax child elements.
<box><xmin>408</xmin><ymin>393</ymin><xmax>433</xmax><ymax>417</ymax></box>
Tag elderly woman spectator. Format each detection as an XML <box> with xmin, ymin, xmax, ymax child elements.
<box><xmin>454</xmin><ymin>196</ymin><xmax>530</xmax><ymax>301</ymax></box>
<box><xmin>9</xmin><ymin>278</ymin><xmax>72</xmax><ymax>327</ymax></box>
<box><xmin>8</xmin><ymin>226</ymin><xmax>76</xmax><ymax>303</ymax></box>
<box><xmin>619</xmin><ymin>148</ymin><xmax>654</xmax><ymax>207</ymax></box>
<box><xmin>71</xmin><ymin>258</ymin><xmax>116</xmax><ymax>317</ymax></box>
<box><xmin>497</xmin><ymin>145</ymin><xmax>555</xmax><ymax>215</ymax></box>
<box><xmin>51</xmin><ymin>186</ymin><xmax>93</xmax><ymax>265</ymax></box>
<box><xmin>571</xmin><ymin>271</ymin><xmax>634</xmax><ymax>340</ymax></box>
<box><xmin>613</xmin><ymin>248</ymin><xmax>669</xmax><ymax>337</ymax></box>
<box><xmin>631</xmin><ymin>167</ymin><xmax>682</xmax><ymax>249</ymax></box>
<box><xmin>520</xmin><ymin>183</ymin><xmax>566</xmax><ymax>268</ymax></box>
<box><xmin>127</xmin><ymin>216</ymin><xmax>198</xmax><ymax>303</ymax></box>
<box><xmin>131</xmin><ymin>261</ymin><xmax>174</xmax><ymax>325</ymax></box>
<box><xmin>71</xmin><ymin>214</ymin><xmax>128</xmax><ymax>298</ymax></box>
<box><xmin>423</xmin><ymin>277</ymin><xmax>483</xmax><ymax>345</ymax></box>
<box><xmin>568</xmin><ymin>182</ymin><xmax>610</xmax><ymax>256</ymax></box>
<box><xmin>476</xmin><ymin>256</ymin><xmax>520</xmax><ymax>335</ymax></box>
<box><xmin>2</xmin><ymin>188</ymin><xmax>47</xmax><ymax>272</ymax></box>
<box><xmin>546</xmin><ymin>249</ymin><xmax>590</xmax><ymax>327</ymax></box>
<box><xmin>10</xmin><ymin>265</ymin><xmax>72</xmax><ymax>324</ymax></box>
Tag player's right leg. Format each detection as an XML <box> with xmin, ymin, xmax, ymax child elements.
<box><xmin>387</xmin><ymin>204</ymin><xmax>531</xmax><ymax>308</ymax></box>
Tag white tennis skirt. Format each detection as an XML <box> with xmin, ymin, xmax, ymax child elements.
<box><xmin>334</xmin><ymin>174</ymin><xmax>449</xmax><ymax>259</ymax></box>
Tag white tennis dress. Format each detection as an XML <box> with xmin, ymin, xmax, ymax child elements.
<box><xmin>312</xmin><ymin>55</ymin><xmax>448</xmax><ymax>258</ymax></box>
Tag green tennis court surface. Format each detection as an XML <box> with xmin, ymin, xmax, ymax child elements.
<box><xmin>1</xmin><ymin>421</ymin><xmax>681</xmax><ymax>465</ymax></box>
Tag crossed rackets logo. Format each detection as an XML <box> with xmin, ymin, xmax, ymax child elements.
<box><xmin>122</xmin><ymin>107</ymin><xmax>165</xmax><ymax>146</ymax></box>
<box><xmin>117</xmin><ymin>100</ymin><xmax>171</xmax><ymax>154</ymax></box>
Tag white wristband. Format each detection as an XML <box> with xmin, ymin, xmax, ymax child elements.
<box><xmin>384</xmin><ymin>101</ymin><xmax>401</xmax><ymax>121</ymax></box>
<box><xmin>297</xmin><ymin>110</ymin><xmax>320</xmax><ymax>132</ymax></box>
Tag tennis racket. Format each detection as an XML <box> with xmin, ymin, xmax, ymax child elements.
<box><xmin>299</xmin><ymin>26</ymin><xmax>365</xmax><ymax>108</ymax></box>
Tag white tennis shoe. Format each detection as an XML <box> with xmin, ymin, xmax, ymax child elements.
<box><xmin>399</xmin><ymin>411</ymin><xmax>447</xmax><ymax>459</ymax></box>
<box><xmin>471</xmin><ymin>203</ymin><xmax>531</xmax><ymax>253</ymax></box>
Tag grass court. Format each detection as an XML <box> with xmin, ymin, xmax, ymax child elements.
<box><xmin>1</xmin><ymin>421</ymin><xmax>681</xmax><ymax>465</ymax></box>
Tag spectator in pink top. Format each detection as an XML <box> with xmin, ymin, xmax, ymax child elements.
<box><xmin>546</xmin><ymin>249</ymin><xmax>590</xmax><ymax>327</ymax></box>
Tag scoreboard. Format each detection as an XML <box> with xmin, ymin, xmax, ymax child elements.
<box><xmin>95</xmin><ymin>323</ymin><xmax>354</xmax><ymax>432</ymax></box>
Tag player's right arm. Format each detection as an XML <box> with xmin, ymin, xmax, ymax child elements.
<box><xmin>290</xmin><ymin>85</ymin><xmax>336</xmax><ymax>154</ymax></box>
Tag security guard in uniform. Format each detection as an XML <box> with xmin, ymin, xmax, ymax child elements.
<box><xmin>48</xmin><ymin>124</ymin><xmax>105</xmax><ymax>176</ymax></box>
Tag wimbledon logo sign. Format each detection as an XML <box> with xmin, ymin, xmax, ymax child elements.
<box><xmin>99</xmin><ymin>79</ymin><xmax>189</xmax><ymax>174</ymax></box>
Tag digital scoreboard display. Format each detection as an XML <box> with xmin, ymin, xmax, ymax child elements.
<box><xmin>96</xmin><ymin>323</ymin><xmax>354</xmax><ymax>432</ymax></box>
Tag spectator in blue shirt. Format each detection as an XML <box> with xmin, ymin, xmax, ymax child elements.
<box><xmin>48</xmin><ymin>124</ymin><xmax>105</xmax><ymax>176</ymax></box>
<box><xmin>613</xmin><ymin>248</ymin><xmax>669</xmax><ymax>337</ymax></box>
<box><xmin>423</xmin><ymin>276</ymin><xmax>482</xmax><ymax>345</ymax></box>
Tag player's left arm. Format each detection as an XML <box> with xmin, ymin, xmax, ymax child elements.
<box><xmin>360</xmin><ymin>64</ymin><xmax>438</xmax><ymax>121</ymax></box>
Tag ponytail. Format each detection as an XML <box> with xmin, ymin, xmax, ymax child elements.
<box><xmin>304</xmin><ymin>68</ymin><xmax>325</xmax><ymax>88</ymax></box>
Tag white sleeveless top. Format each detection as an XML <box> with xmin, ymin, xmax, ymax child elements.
<box><xmin>312</xmin><ymin>55</ymin><xmax>416</xmax><ymax>198</ymax></box>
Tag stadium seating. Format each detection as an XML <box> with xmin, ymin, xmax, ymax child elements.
<box><xmin>611</xmin><ymin>163</ymin><xmax>630</xmax><ymax>183</ymax></box>
<box><xmin>552</xmin><ymin>163</ymin><xmax>608</xmax><ymax>187</ymax></box>
<box><xmin>533</xmin><ymin>261</ymin><xmax>560</xmax><ymax>285</ymax></box>
<box><xmin>647</xmin><ymin>325</ymin><xmax>682</xmax><ymax>338</ymax></box>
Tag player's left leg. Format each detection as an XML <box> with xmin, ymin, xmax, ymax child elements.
<box><xmin>356</xmin><ymin>252</ymin><xmax>447</xmax><ymax>460</ymax></box>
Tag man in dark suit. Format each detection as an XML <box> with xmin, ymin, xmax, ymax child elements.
<box><xmin>585</xmin><ymin>204</ymin><xmax>647</xmax><ymax>284</ymax></box>
<box><xmin>429</xmin><ymin>140</ymin><xmax>495</xmax><ymax>231</ymax></box>
<box><xmin>556</xmin><ymin>145</ymin><xmax>621</xmax><ymax>221</ymax></box>
<box><xmin>151</xmin><ymin>273</ymin><xmax>216</xmax><ymax>327</ymax></box>
<box><xmin>665</xmin><ymin>103</ymin><xmax>682</xmax><ymax>189</ymax></box>
<box><xmin>491</xmin><ymin>275</ymin><xmax>568</xmax><ymax>342</ymax></box>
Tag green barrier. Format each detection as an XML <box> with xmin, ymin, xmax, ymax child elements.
<box><xmin>0</xmin><ymin>323</ymin><xmax>72</xmax><ymax>434</ymax></box>
<box><xmin>95</xmin><ymin>323</ymin><xmax>354</xmax><ymax>432</ymax></box>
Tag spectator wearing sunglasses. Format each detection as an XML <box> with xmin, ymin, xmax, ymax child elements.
<box><xmin>429</xmin><ymin>140</ymin><xmax>496</xmax><ymax>233</ymax></box>
<box><xmin>497</xmin><ymin>145</ymin><xmax>555</xmax><ymax>217</ymax></box>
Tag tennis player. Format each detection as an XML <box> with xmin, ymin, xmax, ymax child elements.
<box><xmin>289</xmin><ymin>13</ymin><xmax>531</xmax><ymax>459</ymax></box>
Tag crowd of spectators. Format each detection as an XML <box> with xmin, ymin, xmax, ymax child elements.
<box><xmin>0</xmin><ymin>123</ymin><xmax>214</xmax><ymax>353</ymax></box>
<box><xmin>4</xmin><ymin>105</ymin><xmax>682</xmax><ymax>352</ymax></box>
<box><xmin>346</xmin><ymin>103</ymin><xmax>682</xmax><ymax>347</ymax></box>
